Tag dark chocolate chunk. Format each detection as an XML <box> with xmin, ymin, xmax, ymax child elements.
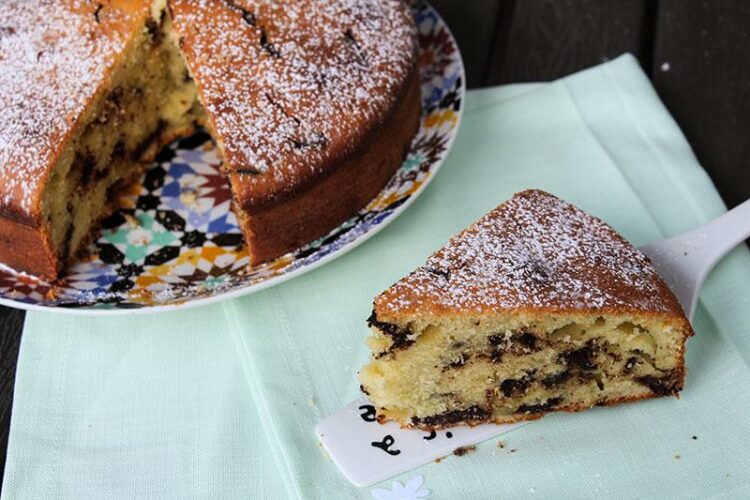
<box><xmin>500</xmin><ymin>377</ymin><xmax>531</xmax><ymax>397</ymax></box>
<box><xmin>523</xmin><ymin>258</ymin><xmax>550</xmax><ymax>284</ymax></box>
<box><xmin>93</xmin><ymin>4</ymin><xmax>103</xmax><ymax>23</ymax></box>
<box><xmin>222</xmin><ymin>0</ymin><xmax>256</xmax><ymax>25</ymax></box>
<box><xmin>367</xmin><ymin>311</ymin><xmax>415</xmax><ymax>352</ymax></box>
<box><xmin>112</xmin><ymin>140</ymin><xmax>126</xmax><ymax>159</ymax></box>
<box><xmin>488</xmin><ymin>334</ymin><xmax>506</xmax><ymax>347</ymax></box>
<box><xmin>343</xmin><ymin>28</ymin><xmax>368</xmax><ymax>66</ymax></box>
<box><xmin>562</xmin><ymin>342</ymin><xmax>597</xmax><ymax>371</ymax></box>
<box><xmin>259</xmin><ymin>28</ymin><xmax>281</xmax><ymax>57</ymax></box>
<box><xmin>541</xmin><ymin>370</ymin><xmax>571</xmax><ymax>388</ymax></box>
<box><xmin>145</xmin><ymin>16</ymin><xmax>164</xmax><ymax>45</ymax></box>
<box><xmin>490</xmin><ymin>348</ymin><xmax>503</xmax><ymax>363</ymax></box>
<box><xmin>75</xmin><ymin>150</ymin><xmax>97</xmax><ymax>187</ymax></box>
<box><xmin>517</xmin><ymin>332</ymin><xmax>537</xmax><ymax>350</ymax></box>
<box><xmin>290</xmin><ymin>132</ymin><xmax>328</xmax><ymax>150</ymax></box>
<box><xmin>624</xmin><ymin>356</ymin><xmax>638</xmax><ymax>372</ymax></box>
<box><xmin>425</xmin><ymin>267</ymin><xmax>451</xmax><ymax>280</ymax></box>
<box><xmin>517</xmin><ymin>397</ymin><xmax>562</xmax><ymax>414</ymax></box>
<box><xmin>637</xmin><ymin>374</ymin><xmax>680</xmax><ymax>396</ymax></box>
<box><xmin>595</xmin><ymin>377</ymin><xmax>605</xmax><ymax>391</ymax></box>
<box><xmin>108</xmin><ymin>86</ymin><xmax>124</xmax><ymax>108</ymax></box>
<box><xmin>411</xmin><ymin>405</ymin><xmax>489</xmax><ymax>427</ymax></box>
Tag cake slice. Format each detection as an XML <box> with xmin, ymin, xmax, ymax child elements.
<box><xmin>0</xmin><ymin>0</ymin><xmax>201</xmax><ymax>279</ymax></box>
<box><xmin>359</xmin><ymin>190</ymin><xmax>693</xmax><ymax>429</ymax></box>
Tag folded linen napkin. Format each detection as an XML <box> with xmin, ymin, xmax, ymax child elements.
<box><xmin>1</xmin><ymin>305</ymin><xmax>286</xmax><ymax>499</ymax></box>
<box><xmin>4</xmin><ymin>54</ymin><xmax>750</xmax><ymax>499</ymax></box>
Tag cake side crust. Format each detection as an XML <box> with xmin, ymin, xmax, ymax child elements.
<box><xmin>234</xmin><ymin>65</ymin><xmax>421</xmax><ymax>264</ymax></box>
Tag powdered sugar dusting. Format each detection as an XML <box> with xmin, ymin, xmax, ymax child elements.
<box><xmin>0</xmin><ymin>1</ymin><xmax>145</xmax><ymax>222</ymax></box>
<box><xmin>376</xmin><ymin>190</ymin><xmax>680</xmax><ymax>316</ymax></box>
<box><xmin>170</xmin><ymin>0</ymin><xmax>416</xmax><ymax>208</ymax></box>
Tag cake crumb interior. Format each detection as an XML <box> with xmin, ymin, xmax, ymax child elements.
<box><xmin>360</xmin><ymin>312</ymin><xmax>687</xmax><ymax>428</ymax></box>
<box><xmin>42</xmin><ymin>10</ymin><xmax>201</xmax><ymax>266</ymax></box>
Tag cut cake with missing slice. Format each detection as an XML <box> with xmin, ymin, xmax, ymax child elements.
<box><xmin>359</xmin><ymin>190</ymin><xmax>693</xmax><ymax>429</ymax></box>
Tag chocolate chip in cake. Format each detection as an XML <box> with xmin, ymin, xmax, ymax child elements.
<box><xmin>291</xmin><ymin>132</ymin><xmax>328</xmax><ymax>150</ymax></box>
<box><xmin>541</xmin><ymin>370</ymin><xmax>571</xmax><ymax>388</ymax></box>
<box><xmin>624</xmin><ymin>356</ymin><xmax>638</xmax><ymax>373</ymax></box>
<box><xmin>490</xmin><ymin>348</ymin><xmax>503</xmax><ymax>363</ymax></box>
<box><xmin>93</xmin><ymin>4</ymin><xmax>103</xmax><ymax>24</ymax></box>
<box><xmin>517</xmin><ymin>397</ymin><xmax>562</xmax><ymax>414</ymax></box>
<box><xmin>517</xmin><ymin>332</ymin><xmax>537</xmax><ymax>350</ymax></box>
<box><xmin>222</xmin><ymin>0</ymin><xmax>256</xmax><ymax>26</ymax></box>
<box><xmin>562</xmin><ymin>342</ymin><xmax>597</xmax><ymax>371</ymax></box>
<box><xmin>112</xmin><ymin>140</ymin><xmax>126</xmax><ymax>159</ymax></box>
<box><xmin>75</xmin><ymin>150</ymin><xmax>97</xmax><ymax>187</ymax></box>
<box><xmin>145</xmin><ymin>11</ymin><xmax>165</xmax><ymax>45</ymax></box>
<box><xmin>344</xmin><ymin>28</ymin><xmax>369</xmax><ymax>67</ymax></box>
<box><xmin>367</xmin><ymin>311</ymin><xmax>415</xmax><ymax>352</ymax></box>
<box><xmin>426</xmin><ymin>267</ymin><xmax>451</xmax><ymax>280</ymax></box>
<box><xmin>500</xmin><ymin>377</ymin><xmax>531</xmax><ymax>397</ymax></box>
<box><xmin>259</xmin><ymin>27</ymin><xmax>281</xmax><ymax>58</ymax></box>
<box><xmin>411</xmin><ymin>405</ymin><xmax>489</xmax><ymax>427</ymax></box>
<box><xmin>637</xmin><ymin>374</ymin><xmax>680</xmax><ymax>396</ymax></box>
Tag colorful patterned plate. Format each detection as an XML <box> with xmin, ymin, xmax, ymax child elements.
<box><xmin>0</xmin><ymin>1</ymin><xmax>464</xmax><ymax>314</ymax></box>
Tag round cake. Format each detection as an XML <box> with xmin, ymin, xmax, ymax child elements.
<box><xmin>0</xmin><ymin>0</ymin><xmax>420</xmax><ymax>279</ymax></box>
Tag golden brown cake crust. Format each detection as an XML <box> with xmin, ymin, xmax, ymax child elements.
<box><xmin>169</xmin><ymin>0</ymin><xmax>418</xmax><ymax>211</ymax></box>
<box><xmin>0</xmin><ymin>0</ymin><xmax>153</xmax><ymax>226</ymax></box>
<box><xmin>374</xmin><ymin>190</ymin><xmax>693</xmax><ymax>332</ymax></box>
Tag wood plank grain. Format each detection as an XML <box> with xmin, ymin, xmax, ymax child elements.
<box><xmin>486</xmin><ymin>0</ymin><xmax>655</xmax><ymax>84</ymax></box>
<box><xmin>0</xmin><ymin>306</ymin><xmax>24</xmax><ymax>487</ymax></box>
<box><xmin>429</xmin><ymin>0</ymin><xmax>511</xmax><ymax>88</ymax></box>
<box><xmin>652</xmin><ymin>0</ymin><xmax>750</xmax><ymax>208</ymax></box>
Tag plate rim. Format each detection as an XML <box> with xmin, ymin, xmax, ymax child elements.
<box><xmin>0</xmin><ymin>2</ymin><xmax>466</xmax><ymax>317</ymax></box>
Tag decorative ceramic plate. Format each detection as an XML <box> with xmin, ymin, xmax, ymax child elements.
<box><xmin>0</xmin><ymin>1</ymin><xmax>465</xmax><ymax>314</ymax></box>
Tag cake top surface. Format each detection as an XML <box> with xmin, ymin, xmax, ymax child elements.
<box><xmin>375</xmin><ymin>190</ymin><xmax>687</xmax><ymax>320</ymax></box>
<box><xmin>170</xmin><ymin>0</ymin><xmax>417</xmax><ymax>210</ymax></box>
<box><xmin>0</xmin><ymin>0</ymin><xmax>152</xmax><ymax>225</ymax></box>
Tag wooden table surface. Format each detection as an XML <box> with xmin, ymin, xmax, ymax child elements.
<box><xmin>2</xmin><ymin>0</ymin><xmax>749</xmax><ymax>484</ymax></box>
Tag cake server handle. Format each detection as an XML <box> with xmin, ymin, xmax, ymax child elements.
<box><xmin>639</xmin><ymin>198</ymin><xmax>750</xmax><ymax>320</ymax></box>
<box><xmin>315</xmin><ymin>397</ymin><xmax>526</xmax><ymax>487</ymax></box>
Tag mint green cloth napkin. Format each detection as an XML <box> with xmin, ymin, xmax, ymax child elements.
<box><xmin>1</xmin><ymin>305</ymin><xmax>287</xmax><ymax>499</ymax></box>
<box><xmin>226</xmin><ymin>54</ymin><xmax>750</xmax><ymax>498</ymax></box>
<box><xmin>4</xmin><ymin>53</ymin><xmax>750</xmax><ymax>499</ymax></box>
